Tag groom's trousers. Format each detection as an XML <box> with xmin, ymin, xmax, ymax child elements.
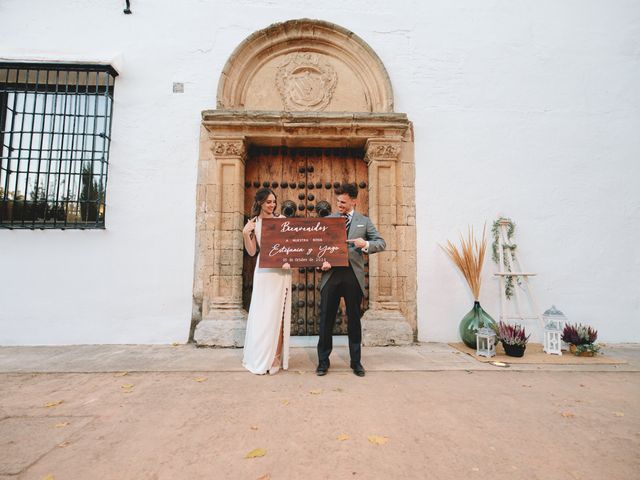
<box><xmin>317</xmin><ymin>266</ymin><xmax>363</xmax><ymax>364</ymax></box>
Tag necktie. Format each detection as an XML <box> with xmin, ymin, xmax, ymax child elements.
<box><xmin>344</xmin><ymin>213</ymin><xmax>351</xmax><ymax>233</ymax></box>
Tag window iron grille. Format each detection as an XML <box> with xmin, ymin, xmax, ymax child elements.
<box><xmin>0</xmin><ymin>62</ymin><xmax>117</xmax><ymax>229</ymax></box>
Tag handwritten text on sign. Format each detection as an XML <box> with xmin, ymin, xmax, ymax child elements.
<box><xmin>258</xmin><ymin>217</ymin><xmax>348</xmax><ymax>268</ymax></box>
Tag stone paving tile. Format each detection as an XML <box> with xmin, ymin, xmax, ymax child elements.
<box><xmin>0</xmin><ymin>343</ymin><xmax>638</xmax><ymax>373</ymax></box>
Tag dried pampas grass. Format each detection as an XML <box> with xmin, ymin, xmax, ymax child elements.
<box><xmin>441</xmin><ymin>225</ymin><xmax>487</xmax><ymax>300</ymax></box>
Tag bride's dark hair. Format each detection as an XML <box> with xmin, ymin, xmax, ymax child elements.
<box><xmin>251</xmin><ymin>187</ymin><xmax>277</xmax><ymax>217</ymax></box>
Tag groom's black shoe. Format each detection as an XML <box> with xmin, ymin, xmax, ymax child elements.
<box><xmin>316</xmin><ymin>362</ymin><xmax>329</xmax><ymax>376</ymax></box>
<box><xmin>350</xmin><ymin>362</ymin><xmax>365</xmax><ymax>377</ymax></box>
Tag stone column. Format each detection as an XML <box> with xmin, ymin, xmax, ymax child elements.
<box><xmin>194</xmin><ymin>136</ymin><xmax>248</xmax><ymax>346</ymax></box>
<box><xmin>361</xmin><ymin>138</ymin><xmax>414</xmax><ymax>345</ymax></box>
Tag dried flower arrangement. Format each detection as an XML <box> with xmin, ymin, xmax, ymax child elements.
<box><xmin>562</xmin><ymin>323</ymin><xmax>601</xmax><ymax>356</ymax></box>
<box><xmin>442</xmin><ymin>225</ymin><xmax>487</xmax><ymax>301</ymax></box>
<box><xmin>497</xmin><ymin>321</ymin><xmax>530</xmax><ymax>347</ymax></box>
<box><xmin>441</xmin><ymin>225</ymin><xmax>496</xmax><ymax>348</ymax></box>
<box><xmin>496</xmin><ymin>320</ymin><xmax>530</xmax><ymax>357</ymax></box>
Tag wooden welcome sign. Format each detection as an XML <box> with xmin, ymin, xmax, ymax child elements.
<box><xmin>259</xmin><ymin>217</ymin><xmax>348</xmax><ymax>268</ymax></box>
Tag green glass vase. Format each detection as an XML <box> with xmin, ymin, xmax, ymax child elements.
<box><xmin>459</xmin><ymin>301</ymin><xmax>496</xmax><ymax>349</ymax></box>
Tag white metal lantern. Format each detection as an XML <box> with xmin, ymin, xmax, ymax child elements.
<box><xmin>476</xmin><ymin>327</ymin><xmax>496</xmax><ymax>358</ymax></box>
<box><xmin>543</xmin><ymin>328</ymin><xmax>563</xmax><ymax>355</ymax></box>
<box><xmin>543</xmin><ymin>305</ymin><xmax>567</xmax><ymax>331</ymax></box>
<box><xmin>543</xmin><ymin>305</ymin><xmax>566</xmax><ymax>355</ymax></box>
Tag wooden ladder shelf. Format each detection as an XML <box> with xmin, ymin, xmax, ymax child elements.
<box><xmin>494</xmin><ymin>219</ymin><xmax>544</xmax><ymax>337</ymax></box>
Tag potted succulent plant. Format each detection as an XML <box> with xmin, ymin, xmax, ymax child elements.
<box><xmin>496</xmin><ymin>321</ymin><xmax>530</xmax><ymax>357</ymax></box>
<box><xmin>562</xmin><ymin>323</ymin><xmax>601</xmax><ymax>356</ymax></box>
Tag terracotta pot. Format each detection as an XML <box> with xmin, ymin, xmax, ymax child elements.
<box><xmin>569</xmin><ymin>344</ymin><xmax>596</xmax><ymax>357</ymax></box>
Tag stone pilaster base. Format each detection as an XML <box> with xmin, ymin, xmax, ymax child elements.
<box><xmin>361</xmin><ymin>309</ymin><xmax>414</xmax><ymax>346</ymax></box>
<box><xmin>194</xmin><ymin>309</ymin><xmax>413</xmax><ymax>347</ymax></box>
<box><xmin>194</xmin><ymin>309</ymin><xmax>247</xmax><ymax>347</ymax></box>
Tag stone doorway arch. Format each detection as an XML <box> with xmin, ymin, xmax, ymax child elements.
<box><xmin>192</xmin><ymin>19</ymin><xmax>416</xmax><ymax>346</ymax></box>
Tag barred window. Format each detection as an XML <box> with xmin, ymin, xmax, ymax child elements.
<box><xmin>0</xmin><ymin>62</ymin><xmax>117</xmax><ymax>229</ymax></box>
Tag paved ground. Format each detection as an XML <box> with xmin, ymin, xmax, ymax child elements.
<box><xmin>1</xmin><ymin>343</ymin><xmax>639</xmax><ymax>480</ymax></box>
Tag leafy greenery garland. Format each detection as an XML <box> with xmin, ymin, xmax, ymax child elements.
<box><xmin>491</xmin><ymin>217</ymin><xmax>519</xmax><ymax>299</ymax></box>
<box><xmin>574</xmin><ymin>343</ymin><xmax>601</xmax><ymax>355</ymax></box>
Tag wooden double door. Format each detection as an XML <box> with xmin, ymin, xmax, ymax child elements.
<box><xmin>243</xmin><ymin>146</ymin><xmax>369</xmax><ymax>336</ymax></box>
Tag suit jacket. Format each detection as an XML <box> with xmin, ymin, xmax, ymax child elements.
<box><xmin>320</xmin><ymin>211</ymin><xmax>386</xmax><ymax>294</ymax></box>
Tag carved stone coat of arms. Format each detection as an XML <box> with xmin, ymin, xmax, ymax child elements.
<box><xmin>275</xmin><ymin>52</ymin><xmax>338</xmax><ymax>111</ymax></box>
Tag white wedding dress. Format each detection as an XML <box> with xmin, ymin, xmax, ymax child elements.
<box><xmin>242</xmin><ymin>217</ymin><xmax>292</xmax><ymax>374</ymax></box>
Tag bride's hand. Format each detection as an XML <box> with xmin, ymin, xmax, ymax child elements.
<box><xmin>282</xmin><ymin>263</ymin><xmax>291</xmax><ymax>270</ymax></box>
<box><xmin>243</xmin><ymin>218</ymin><xmax>256</xmax><ymax>236</ymax></box>
<box><xmin>321</xmin><ymin>261</ymin><xmax>331</xmax><ymax>271</ymax></box>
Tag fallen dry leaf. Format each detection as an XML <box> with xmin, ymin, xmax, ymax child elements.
<box><xmin>521</xmin><ymin>384</ymin><xmax>532</xmax><ymax>388</ymax></box>
<box><xmin>113</xmin><ymin>371</ymin><xmax>128</xmax><ymax>377</ymax></box>
<box><xmin>121</xmin><ymin>384</ymin><xmax>134</xmax><ymax>393</ymax></box>
<box><xmin>333</xmin><ymin>387</ymin><xmax>343</xmax><ymax>393</ymax></box>
<box><xmin>561</xmin><ymin>412</ymin><xmax>575</xmax><ymax>418</ymax></box>
<box><xmin>257</xmin><ymin>474</ymin><xmax>271</xmax><ymax>480</ymax></box>
<box><xmin>613</xmin><ymin>412</ymin><xmax>625</xmax><ymax>417</ymax></box>
<box><xmin>54</xmin><ymin>422</ymin><xmax>69</xmax><ymax>428</ymax></box>
<box><xmin>42</xmin><ymin>475</ymin><xmax>55</xmax><ymax>480</ymax></box>
<box><xmin>490</xmin><ymin>361</ymin><xmax>509</xmax><ymax>367</ymax></box>
<box><xmin>281</xmin><ymin>399</ymin><xmax>289</xmax><ymax>406</ymax></box>
<box><xmin>296</xmin><ymin>370</ymin><xmax>305</xmax><ymax>375</ymax></box>
<box><xmin>368</xmin><ymin>435</ymin><xmax>389</xmax><ymax>445</ymax></box>
<box><xmin>194</xmin><ymin>377</ymin><xmax>208</xmax><ymax>383</ymax></box>
<box><xmin>250</xmin><ymin>426</ymin><xmax>259</xmax><ymax>431</ymax></box>
<box><xmin>57</xmin><ymin>442</ymin><xmax>70</xmax><ymax>448</ymax></box>
<box><xmin>309</xmin><ymin>389</ymin><xmax>322</xmax><ymax>395</ymax></box>
<box><xmin>336</xmin><ymin>433</ymin><xmax>350</xmax><ymax>441</ymax></box>
<box><xmin>245</xmin><ymin>448</ymin><xmax>267</xmax><ymax>459</ymax></box>
<box><xmin>171</xmin><ymin>342</ymin><xmax>180</xmax><ymax>347</ymax></box>
<box><xmin>44</xmin><ymin>400</ymin><xmax>63</xmax><ymax>408</ymax></box>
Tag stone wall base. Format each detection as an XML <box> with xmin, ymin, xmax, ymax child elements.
<box><xmin>194</xmin><ymin>309</ymin><xmax>248</xmax><ymax>347</ymax></box>
<box><xmin>194</xmin><ymin>309</ymin><xmax>413</xmax><ymax>347</ymax></box>
<box><xmin>362</xmin><ymin>309</ymin><xmax>414</xmax><ymax>346</ymax></box>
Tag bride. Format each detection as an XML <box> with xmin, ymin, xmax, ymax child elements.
<box><xmin>242</xmin><ymin>187</ymin><xmax>292</xmax><ymax>375</ymax></box>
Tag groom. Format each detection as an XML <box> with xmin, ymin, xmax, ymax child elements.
<box><xmin>317</xmin><ymin>183</ymin><xmax>386</xmax><ymax>377</ymax></box>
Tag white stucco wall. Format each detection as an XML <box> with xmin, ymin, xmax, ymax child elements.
<box><xmin>1</xmin><ymin>0</ymin><xmax>638</xmax><ymax>345</ymax></box>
